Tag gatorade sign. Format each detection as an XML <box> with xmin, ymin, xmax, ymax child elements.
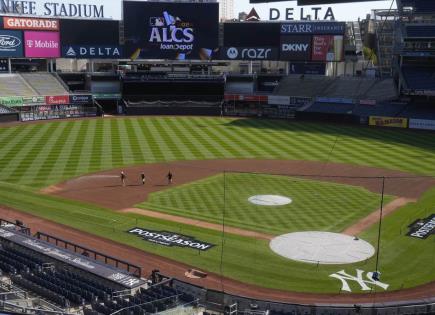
<box><xmin>3</xmin><ymin>17</ymin><xmax>59</xmax><ymax>31</ymax></box>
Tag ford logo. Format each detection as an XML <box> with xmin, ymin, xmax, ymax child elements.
<box><xmin>0</xmin><ymin>35</ymin><xmax>21</xmax><ymax>48</ymax></box>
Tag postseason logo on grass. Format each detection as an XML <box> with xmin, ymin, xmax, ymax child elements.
<box><xmin>407</xmin><ymin>214</ymin><xmax>435</xmax><ymax>240</ymax></box>
<box><xmin>127</xmin><ymin>227</ymin><xmax>215</xmax><ymax>251</ymax></box>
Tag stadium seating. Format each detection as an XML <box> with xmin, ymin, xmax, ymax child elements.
<box><xmin>402</xmin><ymin>65</ymin><xmax>435</xmax><ymax>90</ymax></box>
<box><xmin>399</xmin><ymin>0</ymin><xmax>435</xmax><ymax>14</ymax></box>
<box><xmin>21</xmin><ymin>73</ymin><xmax>69</xmax><ymax>96</ymax></box>
<box><xmin>0</xmin><ymin>74</ymin><xmax>37</xmax><ymax>97</ymax></box>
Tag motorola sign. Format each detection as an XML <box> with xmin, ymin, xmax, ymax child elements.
<box><xmin>280</xmin><ymin>36</ymin><xmax>311</xmax><ymax>61</ymax></box>
<box><xmin>62</xmin><ymin>46</ymin><xmax>122</xmax><ymax>59</ymax></box>
<box><xmin>222</xmin><ymin>47</ymin><xmax>278</xmax><ymax>60</ymax></box>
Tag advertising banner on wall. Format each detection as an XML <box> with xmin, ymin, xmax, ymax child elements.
<box><xmin>24</xmin><ymin>31</ymin><xmax>60</xmax><ymax>57</ymax></box>
<box><xmin>0</xmin><ymin>30</ymin><xmax>23</xmax><ymax>57</ymax></box>
<box><xmin>280</xmin><ymin>22</ymin><xmax>346</xmax><ymax>35</ymax></box>
<box><xmin>69</xmin><ymin>95</ymin><xmax>93</xmax><ymax>104</ymax></box>
<box><xmin>62</xmin><ymin>46</ymin><xmax>122</xmax><ymax>59</ymax></box>
<box><xmin>23</xmin><ymin>96</ymin><xmax>45</xmax><ymax>105</ymax></box>
<box><xmin>369</xmin><ymin>116</ymin><xmax>408</xmax><ymax>128</ymax></box>
<box><xmin>46</xmin><ymin>95</ymin><xmax>69</xmax><ymax>105</ymax></box>
<box><xmin>312</xmin><ymin>35</ymin><xmax>344</xmax><ymax>62</ymax></box>
<box><xmin>280</xmin><ymin>35</ymin><xmax>311</xmax><ymax>61</ymax></box>
<box><xmin>0</xmin><ymin>96</ymin><xmax>23</xmax><ymax>107</ymax></box>
<box><xmin>123</xmin><ymin>2</ymin><xmax>219</xmax><ymax>60</ymax></box>
<box><xmin>221</xmin><ymin>47</ymin><xmax>279</xmax><ymax>60</ymax></box>
<box><xmin>3</xmin><ymin>17</ymin><xmax>59</xmax><ymax>31</ymax></box>
<box><xmin>0</xmin><ymin>0</ymin><xmax>122</xmax><ymax>20</ymax></box>
<box><xmin>224</xmin><ymin>23</ymin><xmax>281</xmax><ymax>47</ymax></box>
<box><xmin>409</xmin><ymin>119</ymin><xmax>435</xmax><ymax>131</ymax></box>
<box><xmin>60</xmin><ymin>20</ymin><xmax>119</xmax><ymax>45</ymax></box>
<box><xmin>288</xmin><ymin>62</ymin><xmax>326</xmax><ymax>75</ymax></box>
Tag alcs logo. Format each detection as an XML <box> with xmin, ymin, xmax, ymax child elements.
<box><xmin>149</xmin><ymin>11</ymin><xmax>194</xmax><ymax>44</ymax></box>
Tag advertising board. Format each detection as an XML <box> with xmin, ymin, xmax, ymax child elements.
<box><xmin>369</xmin><ymin>116</ymin><xmax>408</xmax><ymax>128</ymax></box>
<box><xmin>0</xmin><ymin>96</ymin><xmax>23</xmax><ymax>107</ymax></box>
<box><xmin>409</xmin><ymin>119</ymin><xmax>435</xmax><ymax>131</ymax></box>
<box><xmin>69</xmin><ymin>95</ymin><xmax>93</xmax><ymax>104</ymax></box>
<box><xmin>0</xmin><ymin>0</ymin><xmax>122</xmax><ymax>20</ymax></box>
<box><xmin>0</xmin><ymin>30</ymin><xmax>23</xmax><ymax>57</ymax></box>
<box><xmin>224</xmin><ymin>23</ymin><xmax>281</xmax><ymax>47</ymax></box>
<box><xmin>280</xmin><ymin>35</ymin><xmax>311</xmax><ymax>61</ymax></box>
<box><xmin>23</xmin><ymin>96</ymin><xmax>45</xmax><ymax>105</ymax></box>
<box><xmin>288</xmin><ymin>62</ymin><xmax>325</xmax><ymax>75</ymax></box>
<box><xmin>124</xmin><ymin>2</ymin><xmax>219</xmax><ymax>60</ymax></box>
<box><xmin>46</xmin><ymin>95</ymin><xmax>69</xmax><ymax>105</ymax></box>
<box><xmin>280</xmin><ymin>22</ymin><xmax>345</xmax><ymax>35</ymax></box>
<box><xmin>62</xmin><ymin>46</ymin><xmax>122</xmax><ymax>59</ymax></box>
<box><xmin>24</xmin><ymin>31</ymin><xmax>60</xmax><ymax>58</ymax></box>
<box><xmin>312</xmin><ymin>35</ymin><xmax>344</xmax><ymax>62</ymax></box>
<box><xmin>221</xmin><ymin>47</ymin><xmax>279</xmax><ymax>61</ymax></box>
<box><xmin>3</xmin><ymin>17</ymin><xmax>59</xmax><ymax>31</ymax></box>
<box><xmin>60</xmin><ymin>20</ymin><xmax>119</xmax><ymax>45</ymax></box>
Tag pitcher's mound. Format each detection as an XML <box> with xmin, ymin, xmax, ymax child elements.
<box><xmin>270</xmin><ymin>231</ymin><xmax>375</xmax><ymax>264</ymax></box>
<box><xmin>248</xmin><ymin>195</ymin><xmax>292</xmax><ymax>206</ymax></box>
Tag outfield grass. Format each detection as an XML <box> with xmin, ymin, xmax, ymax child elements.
<box><xmin>0</xmin><ymin>117</ymin><xmax>434</xmax><ymax>293</ymax></box>
<box><xmin>1</xmin><ymin>117</ymin><xmax>435</xmax><ymax>188</ymax></box>
<box><xmin>138</xmin><ymin>173</ymin><xmax>393</xmax><ymax>235</ymax></box>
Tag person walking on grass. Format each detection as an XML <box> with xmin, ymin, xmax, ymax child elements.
<box><xmin>121</xmin><ymin>171</ymin><xmax>126</xmax><ymax>187</ymax></box>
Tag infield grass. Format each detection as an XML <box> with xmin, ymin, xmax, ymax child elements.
<box><xmin>138</xmin><ymin>173</ymin><xmax>394</xmax><ymax>235</ymax></box>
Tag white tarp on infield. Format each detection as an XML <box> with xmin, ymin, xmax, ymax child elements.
<box><xmin>270</xmin><ymin>231</ymin><xmax>375</xmax><ymax>264</ymax></box>
<box><xmin>248</xmin><ymin>195</ymin><xmax>292</xmax><ymax>206</ymax></box>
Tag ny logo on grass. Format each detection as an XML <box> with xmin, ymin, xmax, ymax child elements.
<box><xmin>329</xmin><ymin>269</ymin><xmax>389</xmax><ymax>292</ymax></box>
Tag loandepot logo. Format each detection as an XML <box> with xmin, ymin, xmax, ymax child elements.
<box><xmin>66</xmin><ymin>46</ymin><xmax>76</xmax><ymax>57</ymax></box>
<box><xmin>149</xmin><ymin>11</ymin><xmax>194</xmax><ymax>51</ymax></box>
<box><xmin>227</xmin><ymin>47</ymin><xmax>238</xmax><ymax>59</ymax></box>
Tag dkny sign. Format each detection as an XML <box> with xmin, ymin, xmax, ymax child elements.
<box><xmin>128</xmin><ymin>228</ymin><xmax>215</xmax><ymax>251</ymax></box>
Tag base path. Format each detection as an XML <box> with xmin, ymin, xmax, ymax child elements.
<box><xmin>342</xmin><ymin>197</ymin><xmax>417</xmax><ymax>236</ymax></box>
<box><xmin>1</xmin><ymin>205</ymin><xmax>435</xmax><ymax>305</ymax></box>
<box><xmin>121</xmin><ymin>208</ymin><xmax>273</xmax><ymax>240</ymax></box>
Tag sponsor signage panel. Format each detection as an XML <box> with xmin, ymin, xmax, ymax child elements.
<box><xmin>407</xmin><ymin>214</ymin><xmax>435</xmax><ymax>239</ymax></box>
<box><xmin>23</xmin><ymin>96</ymin><xmax>45</xmax><ymax>105</ymax></box>
<box><xmin>124</xmin><ymin>2</ymin><xmax>219</xmax><ymax>60</ymax></box>
<box><xmin>3</xmin><ymin>17</ymin><xmax>59</xmax><ymax>31</ymax></box>
<box><xmin>60</xmin><ymin>20</ymin><xmax>119</xmax><ymax>46</ymax></box>
<box><xmin>0</xmin><ymin>30</ymin><xmax>23</xmax><ymax>57</ymax></box>
<box><xmin>281</xmin><ymin>22</ymin><xmax>345</xmax><ymax>35</ymax></box>
<box><xmin>409</xmin><ymin>119</ymin><xmax>435</xmax><ymax>131</ymax></box>
<box><xmin>288</xmin><ymin>62</ymin><xmax>326</xmax><ymax>75</ymax></box>
<box><xmin>0</xmin><ymin>0</ymin><xmax>122</xmax><ymax>21</ymax></box>
<box><xmin>69</xmin><ymin>94</ymin><xmax>93</xmax><ymax>104</ymax></box>
<box><xmin>128</xmin><ymin>228</ymin><xmax>215</xmax><ymax>251</ymax></box>
<box><xmin>0</xmin><ymin>96</ymin><xmax>23</xmax><ymax>107</ymax></box>
<box><xmin>223</xmin><ymin>47</ymin><xmax>278</xmax><ymax>60</ymax></box>
<box><xmin>312</xmin><ymin>35</ymin><xmax>344</xmax><ymax>62</ymax></box>
<box><xmin>62</xmin><ymin>46</ymin><xmax>122</xmax><ymax>59</ymax></box>
<box><xmin>369</xmin><ymin>116</ymin><xmax>408</xmax><ymax>128</ymax></box>
<box><xmin>280</xmin><ymin>35</ymin><xmax>311</xmax><ymax>61</ymax></box>
<box><xmin>316</xmin><ymin>97</ymin><xmax>353</xmax><ymax>104</ymax></box>
<box><xmin>24</xmin><ymin>31</ymin><xmax>60</xmax><ymax>58</ymax></box>
<box><xmin>224</xmin><ymin>23</ymin><xmax>281</xmax><ymax>47</ymax></box>
<box><xmin>46</xmin><ymin>95</ymin><xmax>69</xmax><ymax>105</ymax></box>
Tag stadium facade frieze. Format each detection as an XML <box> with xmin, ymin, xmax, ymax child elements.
<box><xmin>0</xmin><ymin>0</ymin><xmax>122</xmax><ymax>20</ymax></box>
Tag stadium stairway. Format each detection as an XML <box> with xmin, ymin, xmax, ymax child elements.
<box><xmin>0</xmin><ymin>74</ymin><xmax>37</xmax><ymax>97</ymax></box>
<box><xmin>21</xmin><ymin>73</ymin><xmax>70</xmax><ymax>96</ymax></box>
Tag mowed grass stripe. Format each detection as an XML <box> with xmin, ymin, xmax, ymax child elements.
<box><xmin>1</xmin><ymin>123</ymin><xmax>55</xmax><ymax>182</ymax></box>
<box><xmin>145</xmin><ymin>118</ymin><xmax>177</xmax><ymax>161</ymax></box>
<box><xmin>101</xmin><ymin>118</ymin><xmax>113</xmax><ymax>169</ymax></box>
<box><xmin>152</xmin><ymin>118</ymin><xmax>187</xmax><ymax>160</ymax></box>
<box><xmin>89</xmin><ymin>120</ymin><xmax>104</xmax><ymax>171</ymax></box>
<box><xmin>123</xmin><ymin>118</ymin><xmax>146</xmax><ymax>164</ymax></box>
<box><xmin>116</xmin><ymin>118</ymin><xmax>136</xmax><ymax>165</ymax></box>
<box><xmin>164</xmin><ymin>118</ymin><xmax>210</xmax><ymax>160</ymax></box>
<box><xmin>61</xmin><ymin>120</ymin><xmax>86</xmax><ymax>178</ymax></box>
<box><xmin>129</xmin><ymin>118</ymin><xmax>156</xmax><ymax>163</ymax></box>
<box><xmin>20</xmin><ymin>122</ymin><xmax>74</xmax><ymax>184</ymax></box>
<box><xmin>46</xmin><ymin>121</ymin><xmax>83</xmax><ymax>184</ymax></box>
<box><xmin>75</xmin><ymin>119</ymin><xmax>97</xmax><ymax>174</ymax></box>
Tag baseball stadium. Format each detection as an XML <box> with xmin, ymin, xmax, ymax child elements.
<box><xmin>0</xmin><ymin>0</ymin><xmax>434</xmax><ymax>315</ymax></box>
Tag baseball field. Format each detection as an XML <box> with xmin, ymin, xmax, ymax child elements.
<box><xmin>0</xmin><ymin>116</ymin><xmax>434</xmax><ymax>298</ymax></box>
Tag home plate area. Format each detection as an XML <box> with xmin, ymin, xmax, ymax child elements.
<box><xmin>270</xmin><ymin>231</ymin><xmax>375</xmax><ymax>264</ymax></box>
